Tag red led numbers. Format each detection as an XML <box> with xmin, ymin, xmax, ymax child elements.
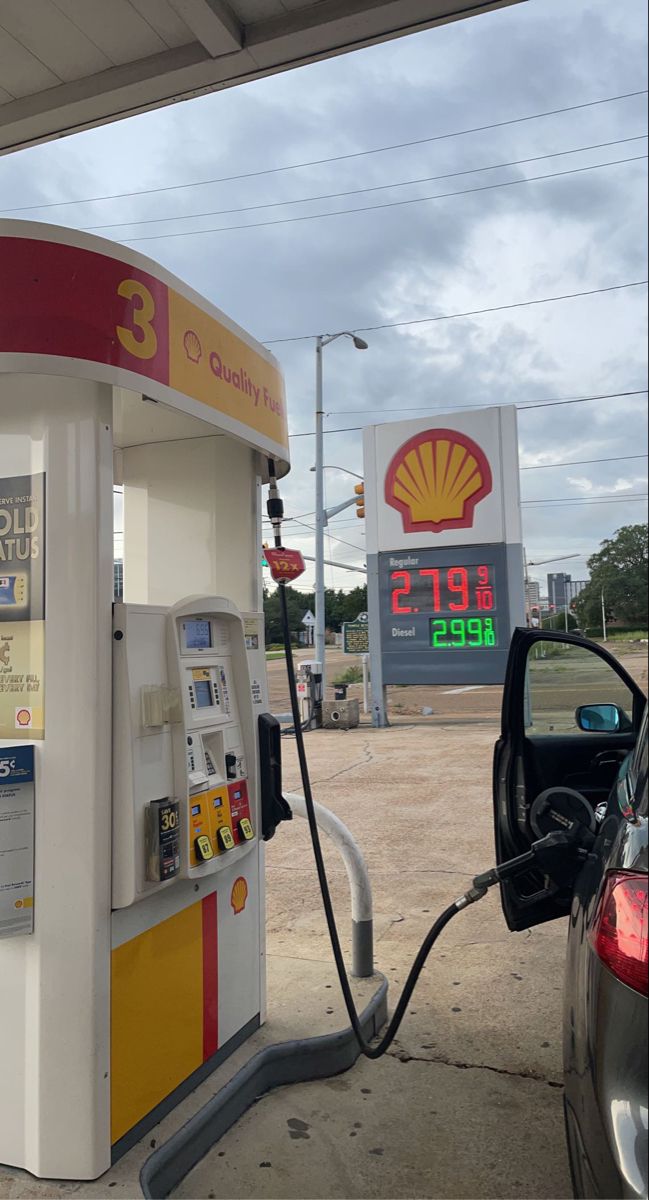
<box><xmin>419</xmin><ymin>568</ymin><xmax>441</xmax><ymax>612</ymax></box>
<box><xmin>476</xmin><ymin>564</ymin><xmax>495</xmax><ymax>610</ymax></box>
<box><xmin>391</xmin><ymin>570</ymin><xmax>413</xmax><ymax>614</ymax></box>
<box><xmin>389</xmin><ymin>564</ymin><xmax>495</xmax><ymax>614</ymax></box>
<box><xmin>447</xmin><ymin>567</ymin><xmax>469</xmax><ymax>611</ymax></box>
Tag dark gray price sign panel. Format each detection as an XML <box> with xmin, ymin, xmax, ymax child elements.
<box><xmin>343</xmin><ymin>621</ymin><xmax>370</xmax><ymax>655</ymax></box>
<box><xmin>378</xmin><ymin>543</ymin><xmax>512</xmax><ymax>685</ymax></box>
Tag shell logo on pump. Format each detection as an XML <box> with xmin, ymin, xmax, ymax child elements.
<box><xmin>230</xmin><ymin>876</ymin><xmax>248</xmax><ymax>915</ymax></box>
<box><xmin>384</xmin><ymin>428</ymin><xmax>493</xmax><ymax>535</ymax></box>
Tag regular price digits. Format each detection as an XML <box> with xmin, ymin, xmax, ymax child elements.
<box><xmin>390</xmin><ymin>565</ymin><xmax>495</xmax><ymax>615</ymax></box>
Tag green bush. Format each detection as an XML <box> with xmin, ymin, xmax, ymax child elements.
<box><xmin>584</xmin><ymin>626</ymin><xmax>648</xmax><ymax>641</ymax></box>
<box><xmin>333</xmin><ymin>665</ymin><xmax>363</xmax><ymax>685</ymax></box>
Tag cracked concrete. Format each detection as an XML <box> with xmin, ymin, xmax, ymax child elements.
<box><xmin>385</xmin><ymin>1047</ymin><xmax>563</xmax><ymax>1087</ymax></box>
<box><xmin>181</xmin><ymin>722</ymin><xmax>573</xmax><ymax>1198</ymax></box>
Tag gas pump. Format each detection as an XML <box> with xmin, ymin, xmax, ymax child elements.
<box><xmin>296</xmin><ymin>659</ymin><xmax>323</xmax><ymax>728</ymax></box>
<box><xmin>0</xmin><ymin>221</ymin><xmax>290</xmax><ymax>1179</ymax></box>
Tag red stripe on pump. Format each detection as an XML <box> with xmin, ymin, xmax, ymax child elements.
<box><xmin>202</xmin><ymin>893</ymin><xmax>218</xmax><ymax>1059</ymax></box>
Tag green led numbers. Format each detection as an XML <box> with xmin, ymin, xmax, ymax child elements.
<box><xmin>430</xmin><ymin>616</ymin><xmax>497</xmax><ymax>650</ymax></box>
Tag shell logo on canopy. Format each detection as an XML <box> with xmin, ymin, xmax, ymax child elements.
<box><xmin>384</xmin><ymin>427</ymin><xmax>493</xmax><ymax>535</ymax></box>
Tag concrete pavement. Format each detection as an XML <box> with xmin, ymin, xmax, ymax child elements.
<box><xmin>0</xmin><ymin>720</ymin><xmax>573</xmax><ymax>1200</ymax></box>
<box><xmin>179</xmin><ymin>721</ymin><xmax>572</xmax><ymax>1198</ymax></box>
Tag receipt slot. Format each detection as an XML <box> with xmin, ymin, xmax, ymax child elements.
<box><xmin>0</xmin><ymin>221</ymin><xmax>289</xmax><ymax>1180</ymax></box>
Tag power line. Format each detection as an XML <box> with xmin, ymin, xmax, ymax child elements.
<box><xmin>288</xmin><ymin>381</ymin><xmax>649</xmax><ymax>437</ymax></box>
<box><xmin>327</xmin><ymin>388</ymin><xmax>649</xmax><ymax>415</ymax></box>
<box><xmin>3</xmin><ymin>88</ymin><xmax>645</xmax><ymax>215</ymax></box>
<box><xmin>125</xmin><ymin>154</ymin><xmax>647</xmax><ymax>242</ymax></box>
<box><xmin>523</xmin><ymin>495</ymin><xmax>648</xmax><ymax>507</ymax></box>
<box><xmin>521</xmin><ymin>491</ymin><xmax>648</xmax><ymax>503</ymax></box>
<box><xmin>521</xmin><ymin>453</ymin><xmax>648</xmax><ymax>470</ymax></box>
<box><xmin>264</xmin><ymin>514</ymin><xmax>365</xmax><ymax>554</ymax></box>
<box><xmin>269</xmin><ymin>282</ymin><xmax>648</xmax><ymax>347</ymax></box>
<box><xmin>83</xmin><ymin>135</ymin><xmax>647</xmax><ymax>232</ymax></box>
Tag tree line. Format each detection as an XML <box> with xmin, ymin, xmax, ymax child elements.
<box><xmin>575</xmin><ymin>523</ymin><xmax>647</xmax><ymax>632</ymax></box>
<box><xmin>263</xmin><ymin>584</ymin><xmax>367</xmax><ymax>643</ymax></box>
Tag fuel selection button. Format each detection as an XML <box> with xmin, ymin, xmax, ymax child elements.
<box><xmin>238</xmin><ymin>818</ymin><xmax>254</xmax><ymax>842</ymax></box>
<box><xmin>195</xmin><ymin>834</ymin><xmax>214</xmax><ymax>862</ymax></box>
<box><xmin>217</xmin><ymin>826</ymin><xmax>235</xmax><ymax>852</ymax></box>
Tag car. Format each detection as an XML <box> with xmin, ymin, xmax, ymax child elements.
<box><xmin>492</xmin><ymin>628</ymin><xmax>648</xmax><ymax>1200</ymax></box>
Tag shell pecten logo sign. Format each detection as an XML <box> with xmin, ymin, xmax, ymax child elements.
<box><xmin>385</xmin><ymin>427</ymin><xmax>493</xmax><ymax>535</ymax></box>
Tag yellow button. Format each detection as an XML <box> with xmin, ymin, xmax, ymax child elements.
<box><xmin>195</xmin><ymin>834</ymin><xmax>214</xmax><ymax>861</ymax></box>
<box><xmin>239</xmin><ymin>818</ymin><xmax>254</xmax><ymax>841</ymax></box>
<box><xmin>218</xmin><ymin>826</ymin><xmax>235</xmax><ymax>852</ymax></box>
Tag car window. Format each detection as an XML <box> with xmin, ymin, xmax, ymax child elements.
<box><xmin>525</xmin><ymin>640</ymin><xmax>636</xmax><ymax>736</ymax></box>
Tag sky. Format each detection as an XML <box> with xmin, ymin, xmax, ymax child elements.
<box><xmin>1</xmin><ymin>0</ymin><xmax>647</xmax><ymax>596</ymax></box>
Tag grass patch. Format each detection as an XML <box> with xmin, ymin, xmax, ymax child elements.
<box><xmin>265</xmin><ymin>651</ymin><xmax>285</xmax><ymax>661</ymax></box>
<box><xmin>333</xmin><ymin>665</ymin><xmax>363</xmax><ymax>685</ymax></box>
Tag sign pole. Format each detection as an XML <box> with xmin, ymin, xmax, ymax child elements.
<box><xmin>362</xmin><ymin>654</ymin><xmax>369</xmax><ymax>715</ymax></box>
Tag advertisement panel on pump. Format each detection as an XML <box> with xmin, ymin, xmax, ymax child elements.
<box><xmin>363</xmin><ymin>407</ymin><xmax>525</xmax><ymax>722</ymax></box>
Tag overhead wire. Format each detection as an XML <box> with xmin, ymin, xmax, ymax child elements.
<box><xmin>326</xmin><ymin>388</ymin><xmax>649</xmax><ymax>416</ymax></box>
<box><xmin>82</xmin><ymin>135</ymin><xmax>648</xmax><ymax>232</ymax></box>
<box><xmin>288</xmin><ymin>380</ymin><xmax>649</xmax><ymax>437</ymax></box>
<box><xmin>4</xmin><ymin>87</ymin><xmax>645</xmax><ymax>214</ymax></box>
<box><xmin>521</xmin><ymin>491</ymin><xmax>648</xmax><ymax>504</ymax></box>
<box><xmin>124</xmin><ymin>154</ymin><xmax>648</xmax><ymax>242</ymax></box>
<box><xmin>520</xmin><ymin>453</ymin><xmax>648</xmax><ymax>470</ymax></box>
<box><xmin>268</xmin><ymin>286</ymin><xmax>648</xmax><ymax>348</ymax></box>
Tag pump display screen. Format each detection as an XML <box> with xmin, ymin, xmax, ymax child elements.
<box><xmin>184</xmin><ymin>619</ymin><xmax>212</xmax><ymax>650</ymax></box>
<box><xmin>194</xmin><ymin>679</ymin><xmax>214</xmax><ymax>708</ymax></box>
<box><xmin>378</xmin><ymin>544</ymin><xmax>513</xmax><ymax>686</ymax></box>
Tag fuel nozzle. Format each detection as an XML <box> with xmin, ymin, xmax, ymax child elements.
<box><xmin>266</xmin><ymin>458</ymin><xmax>284</xmax><ymax>547</ymax></box>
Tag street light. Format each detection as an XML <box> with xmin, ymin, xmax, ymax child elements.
<box><xmin>309</xmin><ymin>464</ymin><xmax>364</xmax><ymax>481</ymax></box>
<box><xmin>315</xmin><ymin>333</ymin><xmax>369</xmax><ymax>691</ymax></box>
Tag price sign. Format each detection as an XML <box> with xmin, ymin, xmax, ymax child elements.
<box><xmin>378</xmin><ymin>544</ymin><xmax>514</xmax><ymax>685</ymax></box>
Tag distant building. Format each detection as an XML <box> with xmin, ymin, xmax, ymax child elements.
<box><xmin>567</xmin><ymin>579</ymin><xmax>588</xmax><ymax>604</ymax></box>
<box><xmin>547</xmin><ymin>572</ymin><xmax>571</xmax><ymax>609</ymax></box>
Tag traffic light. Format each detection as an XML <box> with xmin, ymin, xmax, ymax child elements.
<box><xmin>354</xmin><ymin>482</ymin><xmax>365</xmax><ymax>518</ymax></box>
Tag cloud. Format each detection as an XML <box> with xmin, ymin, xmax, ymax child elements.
<box><xmin>1</xmin><ymin>0</ymin><xmax>647</xmax><ymax>592</ymax></box>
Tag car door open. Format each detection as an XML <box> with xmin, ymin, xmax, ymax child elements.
<box><xmin>493</xmin><ymin>629</ymin><xmax>646</xmax><ymax>931</ymax></box>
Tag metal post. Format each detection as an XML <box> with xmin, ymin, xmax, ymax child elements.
<box><xmin>601</xmin><ymin>589</ymin><xmax>608</xmax><ymax>641</ymax></box>
<box><xmin>362</xmin><ymin>654</ymin><xmax>369</xmax><ymax>715</ymax></box>
<box><xmin>314</xmin><ymin>336</ymin><xmax>326</xmax><ymax>692</ymax></box>
<box><xmin>286</xmin><ymin>792</ymin><xmax>374</xmax><ymax>978</ymax></box>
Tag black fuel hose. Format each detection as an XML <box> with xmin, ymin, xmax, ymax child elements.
<box><xmin>277</xmin><ymin>579</ymin><xmax>461</xmax><ymax>1059</ymax></box>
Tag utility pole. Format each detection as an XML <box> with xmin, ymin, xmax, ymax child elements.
<box><xmin>314</xmin><ymin>336</ymin><xmax>325</xmax><ymax>688</ymax></box>
<box><xmin>313</xmin><ymin>333</ymin><xmax>368</xmax><ymax>694</ymax></box>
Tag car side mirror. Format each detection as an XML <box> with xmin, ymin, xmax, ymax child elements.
<box><xmin>576</xmin><ymin>703</ymin><xmax>622</xmax><ymax>733</ymax></box>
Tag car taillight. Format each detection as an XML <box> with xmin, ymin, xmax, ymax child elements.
<box><xmin>589</xmin><ymin>872</ymin><xmax>648</xmax><ymax>997</ymax></box>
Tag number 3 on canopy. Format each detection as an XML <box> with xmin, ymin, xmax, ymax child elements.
<box><xmin>116</xmin><ymin>278</ymin><xmax>158</xmax><ymax>360</ymax></box>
